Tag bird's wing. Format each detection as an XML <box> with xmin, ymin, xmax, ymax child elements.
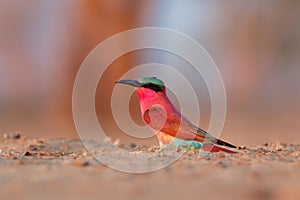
<box><xmin>143</xmin><ymin>106</ymin><xmax>236</xmax><ymax>149</ymax></box>
<box><xmin>143</xmin><ymin>106</ymin><xmax>206</xmax><ymax>143</ymax></box>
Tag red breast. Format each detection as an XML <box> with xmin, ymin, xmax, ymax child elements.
<box><xmin>135</xmin><ymin>87</ymin><xmax>179</xmax><ymax>116</ymax></box>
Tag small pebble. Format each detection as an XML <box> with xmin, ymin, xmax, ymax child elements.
<box><xmin>263</xmin><ymin>143</ymin><xmax>269</xmax><ymax>147</ymax></box>
<box><xmin>147</xmin><ymin>147</ymin><xmax>158</xmax><ymax>152</ymax></box>
<box><xmin>238</xmin><ymin>146</ymin><xmax>247</xmax><ymax>150</ymax></box>
<box><xmin>73</xmin><ymin>160</ymin><xmax>90</xmax><ymax>167</ymax></box>
<box><xmin>3</xmin><ymin>132</ymin><xmax>21</xmax><ymax>139</ymax></box>
<box><xmin>23</xmin><ymin>151</ymin><xmax>35</xmax><ymax>156</ymax></box>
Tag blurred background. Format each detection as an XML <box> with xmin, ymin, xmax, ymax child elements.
<box><xmin>0</xmin><ymin>0</ymin><xmax>300</xmax><ymax>146</ymax></box>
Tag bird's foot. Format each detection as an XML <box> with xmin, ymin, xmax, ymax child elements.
<box><xmin>159</xmin><ymin>141</ymin><xmax>167</xmax><ymax>150</ymax></box>
<box><xmin>156</xmin><ymin>141</ymin><xmax>182</xmax><ymax>156</ymax></box>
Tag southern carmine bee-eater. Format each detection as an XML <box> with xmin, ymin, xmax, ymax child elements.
<box><xmin>115</xmin><ymin>76</ymin><xmax>237</xmax><ymax>153</ymax></box>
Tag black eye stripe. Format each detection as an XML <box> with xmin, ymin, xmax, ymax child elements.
<box><xmin>141</xmin><ymin>83</ymin><xmax>163</xmax><ymax>92</ymax></box>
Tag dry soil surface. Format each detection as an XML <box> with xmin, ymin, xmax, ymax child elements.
<box><xmin>0</xmin><ymin>134</ymin><xmax>300</xmax><ymax>200</ymax></box>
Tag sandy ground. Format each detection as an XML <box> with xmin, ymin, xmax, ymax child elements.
<box><xmin>1</xmin><ymin>134</ymin><xmax>300</xmax><ymax>200</ymax></box>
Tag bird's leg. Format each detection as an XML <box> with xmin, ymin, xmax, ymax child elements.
<box><xmin>156</xmin><ymin>141</ymin><xmax>181</xmax><ymax>155</ymax></box>
<box><xmin>159</xmin><ymin>141</ymin><xmax>167</xmax><ymax>150</ymax></box>
<box><xmin>154</xmin><ymin>141</ymin><xmax>166</xmax><ymax>154</ymax></box>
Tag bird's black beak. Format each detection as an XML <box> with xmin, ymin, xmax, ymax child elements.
<box><xmin>115</xmin><ymin>79</ymin><xmax>141</xmax><ymax>87</ymax></box>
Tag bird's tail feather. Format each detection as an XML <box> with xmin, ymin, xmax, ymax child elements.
<box><xmin>202</xmin><ymin>143</ymin><xmax>237</xmax><ymax>153</ymax></box>
<box><xmin>216</xmin><ymin>139</ymin><xmax>236</xmax><ymax>149</ymax></box>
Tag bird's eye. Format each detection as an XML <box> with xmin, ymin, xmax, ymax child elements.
<box><xmin>141</xmin><ymin>83</ymin><xmax>163</xmax><ymax>92</ymax></box>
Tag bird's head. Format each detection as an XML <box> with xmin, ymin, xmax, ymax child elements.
<box><xmin>115</xmin><ymin>76</ymin><xmax>165</xmax><ymax>92</ymax></box>
<box><xmin>115</xmin><ymin>76</ymin><xmax>166</xmax><ymax>100</ymax></box>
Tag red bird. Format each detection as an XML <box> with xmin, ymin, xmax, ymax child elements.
<box><xmin>116</xmin><ymin>76</ymin><xmax>237</xmax><ymax>153</ymax></box>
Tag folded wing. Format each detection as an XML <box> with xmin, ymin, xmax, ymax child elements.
<box><xmin>143</xmin><ymin>106</ymin><xmax>236</xmax><ymax>149</ymax></box>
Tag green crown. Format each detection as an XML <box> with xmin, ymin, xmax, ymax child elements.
<box><xmin>138</xmin><ymin>76</ymin><xmax>164</xmax><ymax>87</ymax></box>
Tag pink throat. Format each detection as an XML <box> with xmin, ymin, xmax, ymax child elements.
<box><xmin>136</xmin><ymin>87</ymin><xmax>159</xmax><ymax>112</ymax></box>
<box><xmin>135</xmin><ymin>87</ymin><xmax>176</xmax><ymax>114</ymax></box>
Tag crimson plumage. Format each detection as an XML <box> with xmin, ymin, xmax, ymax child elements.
<box><xmin>116</xmin><ymin>76</ymin><xmax>237</xmax><ymax>153</ymax></box>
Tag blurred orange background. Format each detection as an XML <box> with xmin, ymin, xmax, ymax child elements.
<box><xmin>1</xmin><ymin>1</ymin><xmax>300</xmax><ymax>146</ymax></box>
